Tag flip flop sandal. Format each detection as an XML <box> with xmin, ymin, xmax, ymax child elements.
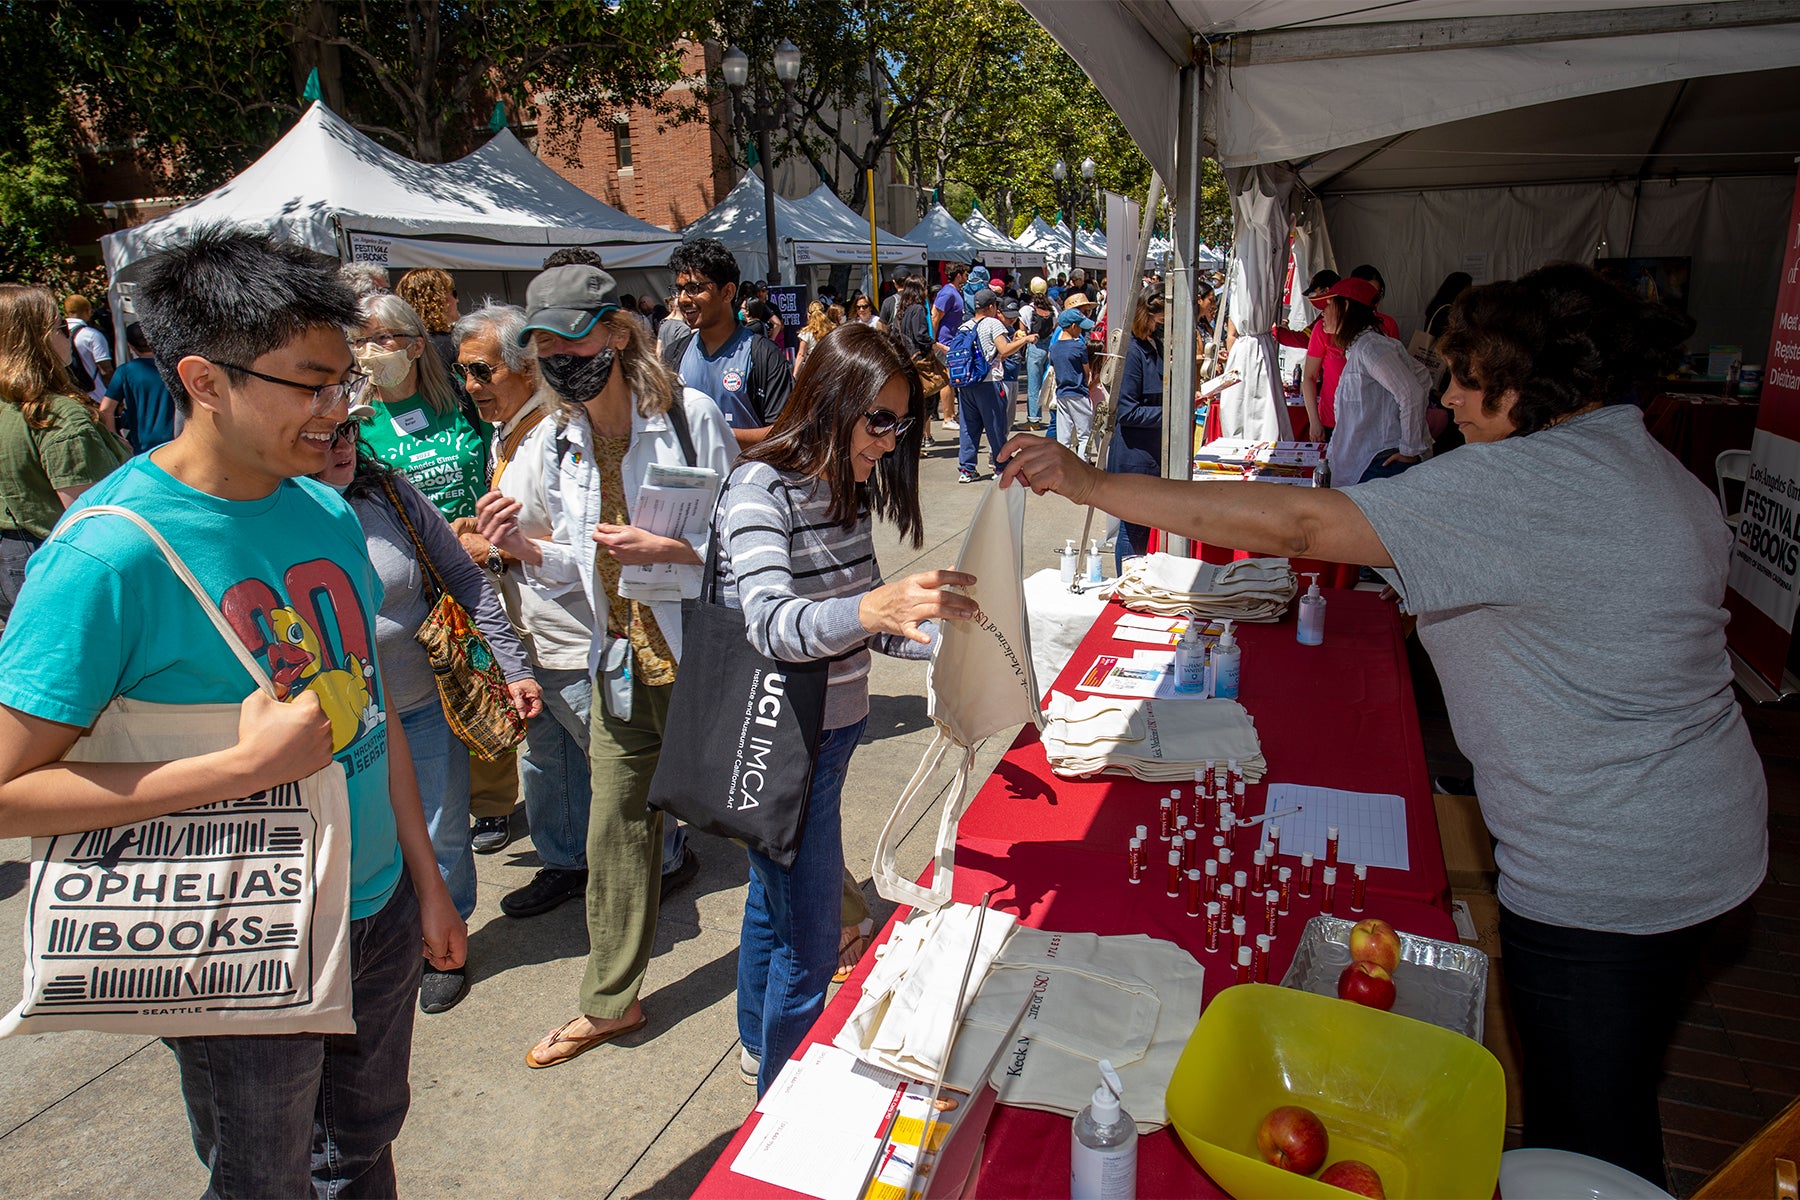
<box><xmin>524</xmin><ymin>1014</ymin><xmax>648</xmax><ymax>1069</ymax></box>
<box><xmin>832</xmin><ymin>924</ymin><xmax>874</xmax><ymax>985</ymax></box>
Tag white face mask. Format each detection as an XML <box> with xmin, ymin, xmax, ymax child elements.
<box><xmin>356</xmin><ymin>344</ymin><xmax>413</xmax><ymax>390</ymax></box>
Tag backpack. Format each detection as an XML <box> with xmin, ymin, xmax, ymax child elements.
<box><xmin>944</xmin><ymin>320</ymin><xmax>991</xmax><ymax>388</ymax></box>
<box><xmin>65</xmin><ymin>322</ymin><xmax>97</xmax><ymax>394</ymax></box>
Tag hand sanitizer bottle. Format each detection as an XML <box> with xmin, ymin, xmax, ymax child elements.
<box><xmin>1071</xmin><ymin>1060</ymin><xmax>1137</xmax><ymax>1200</ymax></box>
<box><xmin>1297</xmin><ymin>572</ymin><xmax>1326</xmax><ymax>646</ymax></box>
<box><xmin>1174</xmin><ymin>616</ymin><xmax>1207</xmax><ymax>694</ymax></box>
<box><xmin>1086</xmin><ymin>539</ymin><xmax>1104</xmax><ymax>584</ymax></box>
<box><xmin>1059</xmin><ymin>538</ymin><xmax>1080</xmax><ymax>586</ymax></box>
<box><xmin>1213</xmin><ymin>620</ymin><xmax>1241</xmax><ymax>699</ymax></box>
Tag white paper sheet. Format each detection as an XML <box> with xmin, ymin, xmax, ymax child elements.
<box><xmin>621</xmin><ymin>469</ymin><xmax>719</xmax><ymax>588</ymax></box>
<box><xmin>1260</xmin><ymin>783</ymin><xmax>1411</xmax><ymax>871</ymax></box>
<box><xmin>732</xmin><ymin>1044</ymin><xmax>912</xmax><ymax>1200</ymax></box>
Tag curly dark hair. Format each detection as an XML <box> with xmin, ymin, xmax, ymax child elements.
<box><xmin>668</xmin><ymin>237</ymin><xmax>741</xmax><ymax>291</ymax></box>
<box><xmin>1437</xmin><ymin>262</ymin><xmax>1694</xmax><ymax>436</ymax></box>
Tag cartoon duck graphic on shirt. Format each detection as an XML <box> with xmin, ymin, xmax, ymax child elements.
<box><xmin>267</xmin><ymin>605</ymin><xmax>379</xmax><ymax>751</ymax></box>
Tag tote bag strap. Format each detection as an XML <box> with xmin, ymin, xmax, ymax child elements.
<box><xmin>378</xmin><ymin>474</ymin><xmax>450</xmax><ymax>604</ymax></box>
<box><xmin>871</xmin><ymin>728</ymin><xmax>979</xmax><ymax>913</ymax></box>
<box><xmin>49</xmin><ymin>505</ymin><xmax>278</xmax><ymax>700</ymax></box>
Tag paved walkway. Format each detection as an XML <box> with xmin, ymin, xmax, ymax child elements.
<box><xmin>0</xmin><ymin>431</ymin><xmax>1095</xmax><ymax>1198</ymax></box>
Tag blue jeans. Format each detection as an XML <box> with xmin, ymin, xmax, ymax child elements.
<box><xmin>956</xmin><ymin>381</ymin><xmax>1010</xmax><ymax>476</ymax></box>
<box><xmin>519</xmin><ymin>667</ymin><xmax>592</xmax><ymax>872</ymax></box>
<box><xmin>1024</xmin><ymin>344</ymin><xmax>1050</xmax><ymax>423</ymax></box>
<box><xmin>167</xmin><ymin>877</ymin><xmax>422</xmax><ymax>1199</ymax></box>
<box><xmin>739</xmin><ymin>717</ymin><xmax>867</xmax><ymax>1093</ymax></box>
<box><xmin>400</xmin><ymin>702</ymin><xmax>475</xmax><ymax>920</ymax></box>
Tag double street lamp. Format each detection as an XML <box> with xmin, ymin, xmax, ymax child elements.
<box><xmin>722</xmin><ymin>39</ymin><xmax>803</xmax><ymax>285</ymax></box>
<box><xmin>1052</xmin><ymin>156</ymin><xmax>1097</xmax><ymax>282</ymax></box>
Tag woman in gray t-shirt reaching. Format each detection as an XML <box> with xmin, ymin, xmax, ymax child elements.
<box><xmin>996</xmin><ymin>262</ymin><xmax>1765</xmax><ymax>1191</ymax></box>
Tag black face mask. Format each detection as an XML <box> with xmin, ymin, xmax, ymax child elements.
<box><xmin>539</xmin><ymin>348</ymin><xmax>616</xmax><ymax>402</ymax></box>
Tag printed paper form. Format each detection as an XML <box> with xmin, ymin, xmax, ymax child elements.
<box><xmin>732</xmin><ymin>1044</ymin><xmax>912</xmax><ymax>1200</ymax></box>
<box><xmin>1261</xmin><ymin>784</ymin><xmax>1411</xmax><ymax>871</ymax></box>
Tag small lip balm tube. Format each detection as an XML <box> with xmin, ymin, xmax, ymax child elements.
<box><xmin>1236</xmin><ymin>944</ymin><xmax>1252</xmax><ymax>985</ymax></box>
<box><xmin>1264</xmin><ymin>889</ymin><xmax>1280</xmax><ymax>938</ymax></box>
<box><xmin>1127</xmin><ymin>837</ymin><xmax>1144</xmax><ymax>885</ymax></box>
<box><xmin>1300</xmin><ymin>852</ymin><xmax>1315</xmax><ymax>897</ymax></box>
<box><xmin>1183</xmin><ymin>828</ymin><xmax>1198</xmax><ymax>871</ymax></box>
<box><xmin>1255</xmin><ymin>934</ymin><xmax>1272</xmax><ymax>982</ymax></box>
<box><xmin>1218</xmin><ymin>846</ymin><xmax>1233</xmax><ymax>870</ymax></box>
<box><xmin>1212</xmin><ymin>834</ymin><xmax>1227</xmax><ymax>856</ymax></box>
<box><xmin>1186</xmin><ymin>868</ymin><xmax>1202</xmax><ymax>915</ymax></box>
<box><xmin>1167</xmin><ymin>849</ymin><xmax>1182</xmax><ymax>897</ymax></box>
<box><xmin>1204</xmin><ymin>901</ymin><xmax>1222</xmax><ymax>951</ymax></box>
<box><xmin>1232</xmin><ymin>915</ymin><xmax>1248</xmax><ymax>960</ymax></box>
<box><xmin>1218</xmin><ymin>882</ymin><xmax>1233</xmax><ymax>917</ymax></box>
<box><xmin>1135</xmin><ymin>824</ymin><xmax>1148</xmax><ymax>843</ymax></box>
<box><xmin>1204</xmin><ymin>858</ymin><xmax>1219</xmax><ymax>904</ymax></box>
<box><xmin>1253</xmin><ymin>849</ymin><xmax>1269</xmax><ymax>892</ymax></box>
<box><xmin>1175</xmin><ymin>814</ymin><xmax>1189</xmax><ymax>835</ymax></box>
<box><xmin>1351</xmin><ymin>863</ymin><xmax>1368</xmax><ymax>912</ymax></box>
<box><xmin>1277</xmin><ymin>866</ymin><xmax>1293</xmax><ymax>914</ymax></box>
<box><xmin>1159</xmin><ymin>797</ymin><xmax>1175</xmax><ymax>841</ymax></box>
<box><xmin>1326</xmin><ymin>824</ymin><xmax>1341</xmax><ymax>868</ymax></box>
<box><xmin>1232</xmin><ymin>870</ymin><xmax>1249</xmax><ymax>917</ymax></box>
<box><xmin>1321</xmin><ymin>865</ymin><xmax>1338</xmax><ymax>915</ymax></box>
<box><xmin>1268</xmin><ymin>822</ymin><xmax>1282</xmax><ymax>860</ymax></box>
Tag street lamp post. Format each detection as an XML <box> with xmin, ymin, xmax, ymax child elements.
<box><xmin>723</xmin><ymin>39</ymin><xmax>803</xmax><ymax>285</ymax></box>
<box><xmin>1052</xmin><ymin>157</ymin><xmax>1097</xmax><ymax>281</ymax></box>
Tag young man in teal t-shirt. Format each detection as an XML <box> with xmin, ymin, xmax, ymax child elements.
<box><xmin>0</xmin><ymin>229</ymin><xmax>466</xmax><ymax>1198</ymax></box>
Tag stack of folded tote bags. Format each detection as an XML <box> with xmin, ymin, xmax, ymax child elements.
<box><xmin>1040</xmin><ymin>690</ymin><xmax>1267</xmax><ymax>782</ymax></box>
<box><xmin>1113</xmin><ymin>554</ymin><xmax>1296</xmax><ymax>623</ymax></box>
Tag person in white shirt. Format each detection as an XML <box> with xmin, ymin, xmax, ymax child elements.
<box><xmin>62</xmin><ymin>294</ymin><xmax>113</xmax><ymax>403</ymax></box>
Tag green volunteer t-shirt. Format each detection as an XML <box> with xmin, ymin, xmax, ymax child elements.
<box><xmin>359</xmin><ymin>392</ymin><xmax>485</xmax><ymax>521</ymax></box>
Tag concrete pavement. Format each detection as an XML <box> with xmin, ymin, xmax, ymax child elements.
<box><xmin>0</xmin><ymin>419</ymin><xmax>1104</xmax><ymax>1198</ymax></box>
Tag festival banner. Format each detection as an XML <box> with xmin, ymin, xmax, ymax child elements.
<box><xmin>1724</xmin><ymin>164</ymin><xmax>1800</xmax><ymax>692</ymax></box>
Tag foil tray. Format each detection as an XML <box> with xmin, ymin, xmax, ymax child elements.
<box><xmin>1280</xmin><ymin>915</ymin><xmax>1490</xmax><ymax>1042</ymax></box>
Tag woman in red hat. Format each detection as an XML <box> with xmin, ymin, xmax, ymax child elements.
<box><xmin>1312</xmin><ymin>276</ymin><xmax>1432</xmax><ymax>485</ymax></box>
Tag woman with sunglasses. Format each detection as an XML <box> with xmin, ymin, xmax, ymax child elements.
<box><xmin>353</xmin><ymin>294</ymin><xmax>487</xmax><ymax>523</ymax></box>
<box><xmin>314</xmin><ymin>416</ymin><xmax>540</xmax><ymax>1014</ymax></box>
<box><xmin>0</xmin><ymin>284</ymin><xmax>131</xmax><ymax>629</ymax></box>
<box><xmin>712</xmin><ymin>322</ymin><xmax>979</xmax><ymax>1092</ymax></box>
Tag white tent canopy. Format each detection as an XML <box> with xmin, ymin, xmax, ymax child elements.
<box><xmin>788</xmin><ymin>184</ymin><xmax>927</xmax><ymax>266</ymax></box>
<box><xmin>961</xmin><ymin>206</ymin><xmax>1047</xmax><ymax>271</ymax></box>
<box><xmin>681</xmin><ymin>171</ymin><xmax>925</xmax><ymax>283</ymax></box>
<box><xmin>101</xmin><ymin>102</ymin><xmax>679</xmax><ymax>285</ymax></box>
<box><xmin>1017</xmin><ymin>217</ymin><xmax>1105</xmax><ymax>275</ymax></box>
<box><xmin>903</xmin><ymin>203</ymin><xmax>984</xmax><ymax>264</ymax></box>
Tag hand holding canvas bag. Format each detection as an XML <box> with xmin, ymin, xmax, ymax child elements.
<box><xmin>0</xmin><ymin>506</ymin><xmax>356</xmax><ymax>1037</ymax></box>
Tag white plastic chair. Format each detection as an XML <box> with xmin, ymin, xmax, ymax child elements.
<box><xmin>1715</xmin><ymin>449</ymin><xmax>1751</xmax><ymax>531</ymax></box>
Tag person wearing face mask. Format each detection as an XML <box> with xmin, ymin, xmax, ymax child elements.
<box><xmin>1107</xmin><ymin>292</ymin><xmax>1167</xmax><ymax>567</ymax></box>
<box><xmin>712</xmin><ymin>323</ymin><xmax>977</xmax><ymax>1092</ymax></box>
<box><xmin>313</xmin><ymin>416</ymin><xmax>540</xmax><ymax>1014</ymax></box>
<box><xmin>353</xmin><ymin>294</ymin><xmax>488</xmax><ymax>522</ymax></box>
<box><xmin>474</xmin><ymin>265</ymin><xmax>734</xmax><ymax>1069</ymax></box>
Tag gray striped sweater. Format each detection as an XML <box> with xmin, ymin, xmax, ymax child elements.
<box><xmin>713</xmin><ymin>461</ymin><xmax>931</xmax><ymax>730</ymax></box>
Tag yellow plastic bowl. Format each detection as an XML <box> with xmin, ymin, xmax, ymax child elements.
<box><xmin>1165</xmin><ymin>984</ymin><xmax>1504</xmax><ymax>1199</ymax></box>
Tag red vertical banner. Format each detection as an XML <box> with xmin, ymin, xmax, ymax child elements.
<box><xmin>1724</xmin><ymin>165</ymin><xmax>1800</xmax><ymax>690</ymax></box>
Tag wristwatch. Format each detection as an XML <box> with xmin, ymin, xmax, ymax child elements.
<box><xmin>486</xmin><ymin>545</ymin><xmax>507</xmax><ymax>575</ymax></box>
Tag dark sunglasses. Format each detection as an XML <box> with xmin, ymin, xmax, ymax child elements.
<box><xmin>863</xmin><ymin>409</ymin><xmax>916</xmax><ymax>439</ymax></box>
<box><xmin>329</xmin><ymin>419</ymin><xmax>361</xmax><ymax>447</ymax></box>
<box><xmin>451</xmin><ymin>360</ymin><xmax>497</xmax><ymax>385</ymax></box>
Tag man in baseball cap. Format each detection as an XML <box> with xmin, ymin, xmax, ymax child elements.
<box><xmin>519</xmin><ymin>264</ymin><xmax>620</xmax><ymax>343</ymax></box>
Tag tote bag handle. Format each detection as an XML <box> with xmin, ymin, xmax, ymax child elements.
<box><xmin>49</xmin><ymin>506</ymin><xmax>278</xmax><ymax>700</ymax></box>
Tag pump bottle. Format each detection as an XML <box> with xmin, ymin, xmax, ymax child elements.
<box><xmin>1071</xmin><ymin>1059</ymin><xmax>1137</xmax><ymax>1200</ymax></box>
<box><xmin>1174</xmin><ymin>616</ymin><xmax>1207</xmax><ymax>694</ymax></box>
<box><xmin>1085</xmin><ymin>539</ymin><xmax>1104</xmax><ymax>585</ymax></box>
<box><xmin>1059</xmin><ymin>538</ymin><xmax>1080</xmax><ymax>586</ymax></box>
<box><xmin>1213</xmin><ymin>620</ymin><xmax>1241</xmax><ymax>699</ymax></box>
<box><xmin>1297</xmin><ymin>572</ymin><xmax>1326</xmax><ymax>645</ymax></box>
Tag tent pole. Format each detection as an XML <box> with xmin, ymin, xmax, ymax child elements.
<box><xmin>867</xmin><ymin>168</ymin><xmax>880</xmax><ymax>298</ymax></box>
<box><xmin>1161</xmin><ymin>62</ymin><xmax>1204</xmax><ymax>558</ymax></box>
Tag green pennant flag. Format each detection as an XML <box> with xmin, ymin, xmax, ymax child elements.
<box><xmin>746</xmin><ymin>140</ymin><xmax>760</xmax><ymax>168</ymax></box>
<box><xmin>933</xmin><ymin>186</ymin><xmax>942</xmax><ymax>205</ymax></box>
<box><xmin>970</xmin><ymin>197</ymin><xmax>981</xmax><ymax>212</ymax></box>
<box><xmin>487</xmin><ymin>102</ymin><xmax>507</xmax><ymax>133</ymax></box>
<box><xmin>1053</xmin><ymin>209</ymin><xmax>1063</xmax><ymax>224</ymax></box>
<box><xmin>302</xmin><ymin>68</ymin><xmax>321</xmax><ymax>103</ymax></box>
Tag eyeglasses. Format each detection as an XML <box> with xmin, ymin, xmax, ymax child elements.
<box><xmin>329</xmin><ymin>418</ymin><xmax>361</xmax><ymax>447</ymax></box>
<box><xmin>210</xmin><ymin>361</ymin><xmax>371</xmax><ymax>415</ymax></box>
<box><xmin>863</xmin><ymin>409</ymin><xmax>916</xmax><ymax>439</ymax></box>
<box><xmin>352</xmin><ymin>331</ymin><xmax>412</xmax><ymax>349</ymax></box>
<box><xmin>452</xmin><ymin>360</ymin><xmax>497</xmax><ymax>385</ymax></box>
<box><xmin>673</xmin><ymin>280</ymin><xmax>717</xmax><ymax>297</ymax></box>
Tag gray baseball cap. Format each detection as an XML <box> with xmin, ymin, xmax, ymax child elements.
<box><xmin>519</xmin><ymin>265</ymin><xmax>619</xmax><ymax>344</ymax></box>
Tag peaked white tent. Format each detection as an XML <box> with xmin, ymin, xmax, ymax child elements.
<box><xmin>788</xmin><ymin>184</ymin><xmax>927</xmax><ymax>265</ymax></box>
<box><xmin>101</xmin><ymin>102</ymin><xmax>679</xmax><ymax>288</ymax></box>
<box><xmin>961</xmin><ymin>207</ymin><xmax>1046</xmax><ymax>272</ymax></box>
<box><xmin>681</xmin><ymin>171</ymin><xmax>924</xmax><ymax>283</ymax></box>
<box><xmin>903</xmin><ymin>203</ymin><xmax>984</xmax><ymax>264</ymax></box>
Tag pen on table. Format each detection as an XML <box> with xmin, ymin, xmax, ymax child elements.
<box><xmin>1237</xmin><ymin>806</ymin><xmax>1301</xmax><ymax>828</ymax></box>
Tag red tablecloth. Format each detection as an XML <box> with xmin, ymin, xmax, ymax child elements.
<box><xmin>1643</xmin><ymin>391</ymin><xmax>1759</xmax><ymax>486</ymax></box>
<box><xmin>695</xmin><ymin>591</ymin><xmax>1453</xmax><ymax>1200</ymax></box>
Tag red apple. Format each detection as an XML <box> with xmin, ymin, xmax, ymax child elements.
<box><xmin>1347</xmin><ymin>918</ymin><xmax>1401</xmax><ymax>973</ymax></box>
<box><xmin>1255</xmin><ymin>1104</ymin><xmax>1328</xmax><ymax>1175</ymax></box>
<box><xmin>1336</xmin><ymin>961</ymin><xmax>1397</xmax><ymax>1010</ymax></box>
<box><xmin>1319</xmin><ymin>1159</ymin><xmax>1386</xmax><ymax>1197</ymax></box>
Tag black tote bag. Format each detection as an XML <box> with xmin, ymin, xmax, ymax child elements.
<box><xmin>647</xmin><ymin>485</ymin><xmax>832</xmax><ymax>869</ymax></box>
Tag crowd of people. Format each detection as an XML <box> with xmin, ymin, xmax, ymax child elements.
<box><xmin>0</xmin><ymin>216</ymin><xmax>1768</xmax><ymax>1198</ymax></box>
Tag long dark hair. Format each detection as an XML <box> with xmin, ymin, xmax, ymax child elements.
<box><xmin>743</xmin><ymin>323</ymin><xmax>925</xmax><ymax>546</ymax></box>
<box><xmin>1328</xmin><ymin>296</ymin><xmax>1380</xmax><ymax>352</ymax></box>
<box><xmin>341</xmin><ymin>436</ymin><xmax>401</xmax><ymax>503</ymax></box>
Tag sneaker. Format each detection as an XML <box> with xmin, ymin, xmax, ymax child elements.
<box><xmin>958</xmin><ymin>469</ymin><xmax>977</xmax><ymax>484</ymax></box>
<box><xmin>739</xmin><ymin>1045</ymin><xmax>761</xmax><ymax>1086</ymax></box>
<box><xmin>941</xmin><ymin>418</ymin><xmax>959</xmax><ymax>429</ymax></box>
<box><xmin>420</xmin><ymin>964</ymin><xmax>468</xmax><ymax>1014</ymax></box>
<box><xmin>471</xmin><ymin>815</ymin><xmax>511</xmax><ymax>855</ymax></box>
<box><xmin>500</xmin><ymin>867</ymin><xmax>588</xmax><ymax>918</ymax></box>
<box><xmin>659</xmin><ymin>846</ymin><xmax>700</xmax><ymax>900</ymax></box>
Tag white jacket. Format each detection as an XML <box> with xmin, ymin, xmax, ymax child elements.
<box><xmin>519</xmin><ymin>386</ymin><xmax>734</xmax><ymax>674</ymax></box>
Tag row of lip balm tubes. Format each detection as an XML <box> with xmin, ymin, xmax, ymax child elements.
<box><xmin>1124</xmin><ymin>762</ymin><xmax>1367</xmax><ymax>986</ymax></box>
